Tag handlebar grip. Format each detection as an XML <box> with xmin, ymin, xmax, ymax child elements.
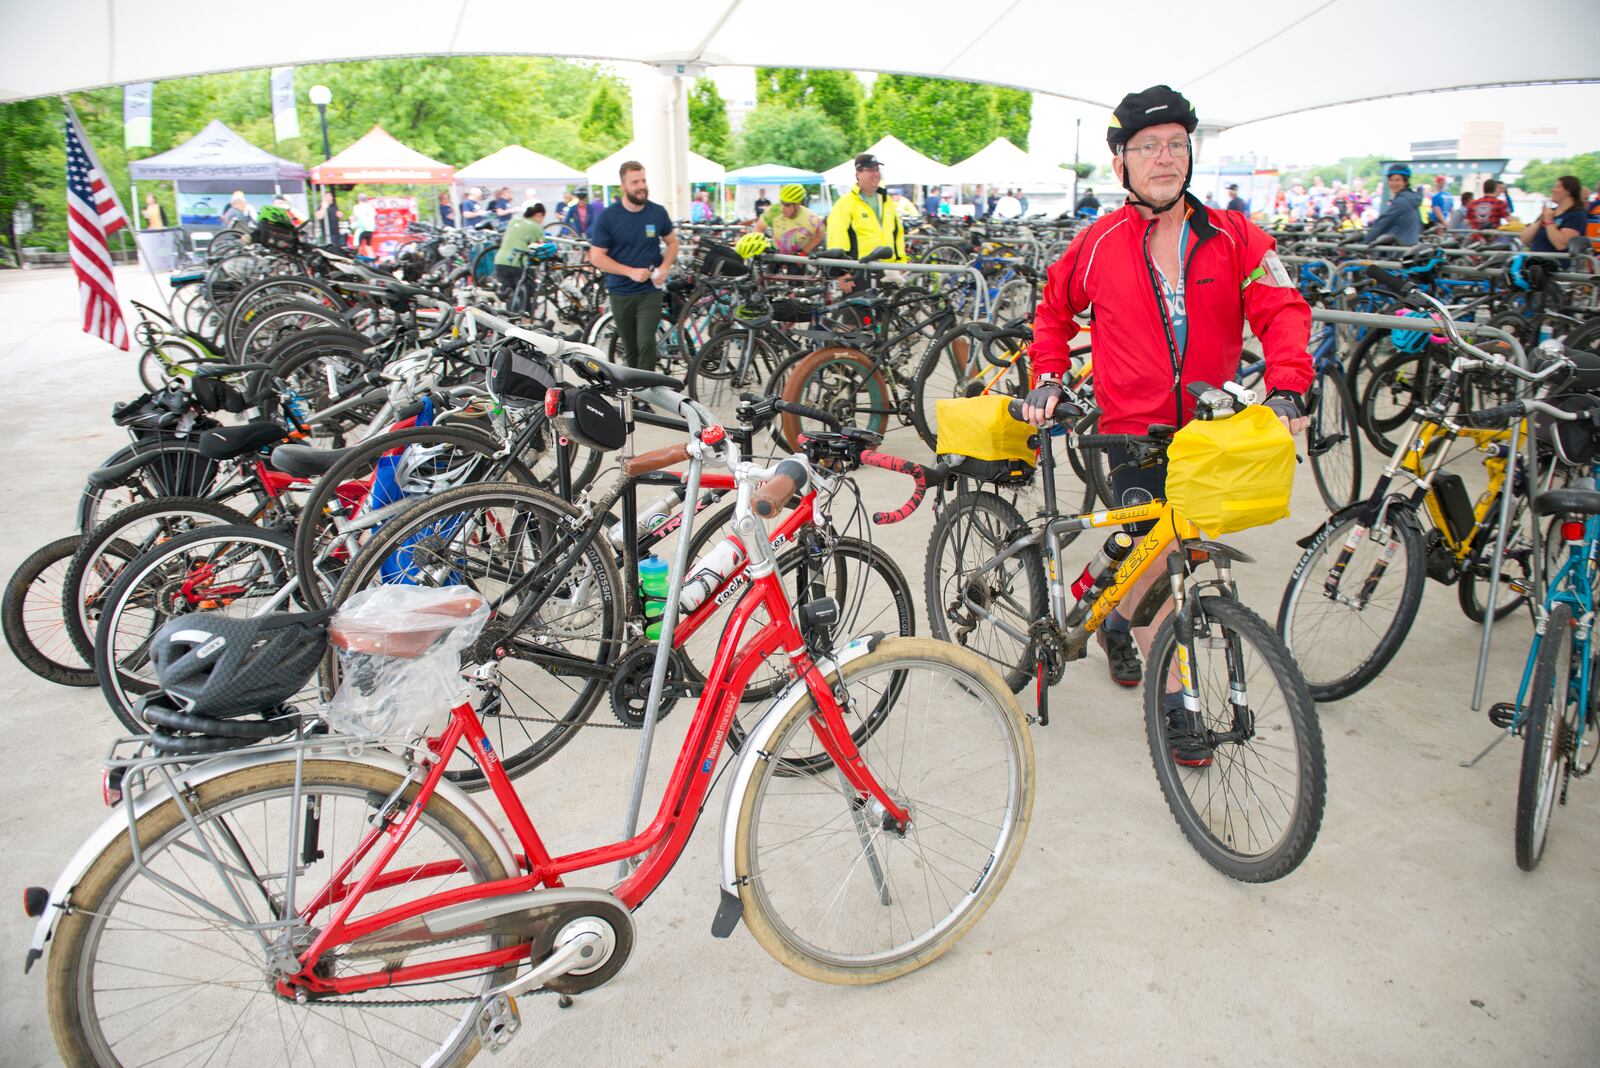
<box><xmin>620</xmin><ymin>442</ymin><xmax>691</xmax><ymax>478</ymax></box>
<box><xmin>1365</xmin><ymin>264</ymin><xmax>1415</xmax><ymax>296</ymax></box>
<box><xmin>774</xmin><ymin>399</ymin><xmax>842</xmax><ymax>430</ymax></box>
<box><xmin>1457</xmin><ymin>402</ymin><xmax>1524</xmax><ymax>429</ymax></box>
<box><xmin>1075</xmin><ymin>433</ymin><xmax>1141</xmax><ymax>450</ymax></box>
<box><xmin>752</xmin><ymin>458</ymin><xmax>809</xmax><ymax>518</ymax></box>
<box><xmin>859</xmin><ymin>450</ymin><xmax>933</xmax><ymax>524</ymax></box>
<box><xmin>1006</xmin><ymin>396</ymin><xmax>1077</xmax><ymax>426</ymax></box>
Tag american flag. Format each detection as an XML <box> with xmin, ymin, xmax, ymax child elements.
<box><xmin>65</xmin><ymin>107</ymin><xmax>129</xmax><ymax>350</ymax></box>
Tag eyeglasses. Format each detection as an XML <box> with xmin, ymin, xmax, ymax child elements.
<box><xmin>1124</xmin><ymin>139</ymin><xmax>1191</xmax><ymax>160</ymax></box>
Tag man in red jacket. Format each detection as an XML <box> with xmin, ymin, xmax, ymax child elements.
<box><xmin>1022</xmin><ymin>85</ymin><xmax>1312</xmax><ymax>762</ymax></box>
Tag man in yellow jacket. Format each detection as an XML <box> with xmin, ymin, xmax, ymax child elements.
<box><xmin>826</xmin><ymin>153</ymin><xmax>906</xmax><ymax>292</ymax></box>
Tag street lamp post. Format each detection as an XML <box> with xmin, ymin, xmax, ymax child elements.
<box><xmin>308</xmin><ymin>85</ymin><xmax>333</xmax><ymax>245</ymax></box>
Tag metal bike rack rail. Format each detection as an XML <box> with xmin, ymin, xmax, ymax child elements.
<box><xmin>766</xmin><ymin>253</ymin><xmax>997</xmax><ymax>319</ymax></box>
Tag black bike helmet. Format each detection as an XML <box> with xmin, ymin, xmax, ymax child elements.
<box><xmin>150</xmin><ymin>611</ymin><xmax>329</xmax><ymax>718</ymax></box>
<box><xmin>1107</xmin><ymin>85</ymin><xmax>1199</xmax><ymax>215</ymax></box>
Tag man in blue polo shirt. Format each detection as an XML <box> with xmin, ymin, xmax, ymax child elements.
<box><xmin>587</xmin><ymin>161</ymin><xmax>679</xmax><ymax>371</ymax></box>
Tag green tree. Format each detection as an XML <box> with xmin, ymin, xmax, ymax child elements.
<box><xmin>688</xmin><ymin>77</ymin><xmax>733</xmax><ymax>164</ymax></box>
<box><xmin>578</xmin><ymin>81</ymin><xmax>631</xmax><ymax>162</ymax></box>
<box><xmin>862</xmin><ymin>75</ymin><xmax>1030</xmax><ymax>164</ymax></box>
<box><xmin>735</xmin><ymin>105</ymin><xmax>848</xmax><ymax>172</ymax></box>
<box><xmin>1521</xmin><ymin>152</ymin><xmax>1600</xmax><ymax>194</ymax></box>
<box><xmin>755</xmin><ymin>68</ymin><xmax>865</xmax><ymax>148</ymax></box>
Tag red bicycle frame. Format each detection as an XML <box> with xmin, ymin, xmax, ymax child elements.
<box><xmin>282</xmin><ymin>550</ymin><xmax>907</xmax><ymax>998</ymax></box>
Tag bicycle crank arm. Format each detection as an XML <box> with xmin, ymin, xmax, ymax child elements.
<box><xmin>487</xmin><ymin>932</ymin><xmax>600</xmax><ymax>999</ymax></box>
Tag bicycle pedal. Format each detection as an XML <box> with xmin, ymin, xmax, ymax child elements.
<box><xmin>1507</xmin><ymin>579</ymin><xmax>1532</xmax><ymax>597</ymax></box>
<box><xmin>1487</xmin><ymin>702</ymin><xmax>1519</xmax><ymax>731</ymax></box>
<box><xmin>475</xmin><ymin>993</ymin><xmax>521</xmax><ymax>1054</ymax></box>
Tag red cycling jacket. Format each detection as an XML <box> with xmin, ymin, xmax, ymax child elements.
<box><xmin>1032</xmin><ymin>193</ymin><xmax>1313</xmax><ymax>434</ymax></box>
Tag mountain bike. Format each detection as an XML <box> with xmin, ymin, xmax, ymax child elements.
<box><xmin>925</xmin><ymin>387</ymin><xmax>1325</xmax><ymax>882</ymax></box>
<box><xmin>28</xmin><ymin>388</ymin><xmax>1033</xmax><ymax>1068</ymax></box>
<box><xmin>1277</xmin><ymin>270</ymin><xmax>1577</xmax><ymax>701</ymax></box>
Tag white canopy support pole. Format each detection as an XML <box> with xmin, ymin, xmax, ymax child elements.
<box><xmin>130</xmin><ymin>178</ymin><xmax>140</xmax><ymax>232</ymax></box>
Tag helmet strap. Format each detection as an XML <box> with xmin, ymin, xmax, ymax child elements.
<box><xmin>1119</xmin><ymin>150</ymin><xmax>1193</xmax><ymax>216</ymax></box>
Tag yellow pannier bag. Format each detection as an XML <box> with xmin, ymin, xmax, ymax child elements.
<box><xmin>935</xmin><ymin>394</ymin><xmax>1035</xmax><ymax>462</ymax></box>
<box><xmin>1165</xmin><ymin>405</ymin><xmax>1296</xmax><ymax>535</ymax></box>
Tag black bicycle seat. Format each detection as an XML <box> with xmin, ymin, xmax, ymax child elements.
<box><xmin>198</xmin><ymin>421</ymin><xmax>290</xmax><ymax>461</ymax></box>
<box><xmin>271</xmin><ymin>442</ymin><xmax>351</xmax><ymax>479</ymax></box>
<box><xmin>1534</xmin><ymin>488</ymin><xmax>1600</xmax><ymax>517</ymax></box>
<box><xmin>566</xmin><ymin>353</ymin><xmax>684</xmax><ymax>393</ymax></box>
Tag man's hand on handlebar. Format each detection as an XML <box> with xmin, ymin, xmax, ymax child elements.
<box><xmin>1020</xmin><ymin>379</ymin><xmax>1063</xmax><ymax>426</ymax></box>
<box><xmin>1264</xmin><ymin>391</ymin><xmax>1311</xmax><ymax>436</ymax></box>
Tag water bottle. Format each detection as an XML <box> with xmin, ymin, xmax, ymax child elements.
<box><xmin>638</xmin><ymin>555</ymin><xmax>671</xmax><ymax>639</ymax></box>
<box><xmin>608</xmin><ymin>487</ymin><xmax>688</xmax><ymax>550</ymax></box>
<box><xmin>1063</xmin><ymin>531</ymin><xmax>1136</xmax><ymax>627</ymax></box>
<box><xmin>679</xmin><ymin>537</ymin><xmax>745</xmax><ymax>613</ymax></box>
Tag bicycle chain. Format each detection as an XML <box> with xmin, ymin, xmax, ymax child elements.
<box><xmin>290</xmin><ymin>931</ymin><xmax>558</xmax><ymax>1008</ymax></box>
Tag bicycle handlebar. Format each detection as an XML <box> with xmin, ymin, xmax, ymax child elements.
<box><xmin>621</xmin><ymin>442</ymin><xmax>692</xmax><ymax>478</ymax></box>
<box><xmin>859</xmin><ymin>451</ymin><xmax>947</xmax><ymax>524</ymax></box>
<box><xmin>752</xmin><ymin>457</ymin><xmax>810</xmax><ymax>518</ymax></box>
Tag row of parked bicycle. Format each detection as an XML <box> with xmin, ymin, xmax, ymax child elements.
<box><xmin>5</xmin><ymin>206</ymin><xmax>1598</xmax><ymax>1065</ymax></box>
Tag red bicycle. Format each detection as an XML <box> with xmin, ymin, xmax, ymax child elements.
<box><xmin>30</xmin><ymin>380</ymin><xmax>1034</xmax><ymax>1067</ymax></box>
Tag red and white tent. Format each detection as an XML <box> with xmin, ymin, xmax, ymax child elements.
<box><xmin>310</xmin><ymin>126</ymin><xmax>454</xmax><ymax>185</ymax></box>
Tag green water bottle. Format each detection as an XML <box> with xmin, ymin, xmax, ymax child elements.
<box><xmin>639</xmin><ymin>554</ymin><xmax>671</xmax><ymax>639</ymax></box>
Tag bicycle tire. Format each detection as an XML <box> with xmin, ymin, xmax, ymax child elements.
<box><xmin>778</xmin><ymin>346</ymin><xmax>892</xmax><ymax>449</ymax></box>
<box><xmin>94</xmin><ymin>525</ymin><xmax>300</xmax><ymax>733</ymax></box>
<box><xmin>327</xmin><ymin>482</ymin><xmax>623</xmax><ymax>785</ymax></box>
<box><xmin>3</xmin><ymin>535</ymin><xmax>98</xmax><ymax>687</ymax></box>
<box><xmin>924</xmin><ymin>490</ymin><xmax>1046</xmax><ymax>692</ymax></box>
<box><xmin>77</xmin><ymin>439</ymin><xmax>226</xmax><ymax>534</ymax></box>
<box><xmin>1307</xmin><ymin>368</ymin><xmax>1363</xmax><ymax>511</ymax></box>
<box><xmin>45</xmin><ymin>759</ymin><xmax>510</xmax><ymax>1068</ymax></box>
<box><xmin>63</xmin><ymin>496</ymin><xmax>252</xmax><ymax>664</ymax></box>
<box><xmin>1515</xmin><ymin>602</ymin><xmax>1575</xmax><ymax>871</ymax></box>
<box><xmin>1457</xmin><ymin>509</ymin><xmax>1549</xmax><ymax>624</ymax></box>
<box><xmin>222</xmin><ymin>275</ymin><xmax>345</xmax><ymax>358</ymax></box>
<box><xmin>685</xmin><ymin>327</ymin><xmax>788</xmax><ymax>440</ymax></box>
<box><xmin>291</xmin><ymin>424</ymin><xmax>536</xmax><ymax>610</ymax></box>
<box><xmin>1277</xmin><ymin>508</ymin><xmax>1426</xmax><ymax>701</ymax></box>
<box><xmin>266</xmin><ymin>335</ymin><xmax>383</xmax><ymax>447</ymax></box>
<box><xmin>1145</xmin><ymin>595</ymin><xmax>1325</xmax><ymax>882</ymax></box>
<box><xmin>1359</xmin><ymin>350</ymin><xmax>1435</xmax><ymax>455</ymax></box>
<box><xmin>733</xmin><ymin>636</ymin><xmax>1032</xmax><ymax>984</ymax></box>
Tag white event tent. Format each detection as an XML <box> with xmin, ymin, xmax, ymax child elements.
<box><xmin>456</xmin><ymin>145</ymin><xmax>584</xmax><ymax>216</ymax></box>
<box><xmin>947</xmin><ymin>138</ymin><xmax>1073</xmax><ymax>189</ymax></box>
<box><xmin>823</xmin><ymin>136</ymin><xmax>953</xmax><ymax>189</ymax></box>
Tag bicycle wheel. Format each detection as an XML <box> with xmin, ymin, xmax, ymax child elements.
<box><xmin>779</xmin><ymin>347</ymin><xmax>893</xmax><ymax>448</ymax></box>
<box><xmin>1276</xmin><ymin>508</ymin><xmax>1426</xmax><ymax>701</ymax></box>
<box><xmin>924</xmin><ymin>490</ymin><xmax>1046</xmax><ymax>692</ymax></box>
<box><xmin>291</xmin><ymin>425</ymin><xmax>535</xmax><ymax>609</ymax></box>
<box><xmin>733</xmin><ymin>636</ymin><xmax>1032</xmax><ymax>983</ymax></box>
<box><xmin>1145</xmin><ymin>595</ymin><xmax>1325</xmax><ymax>882</ymax></box>
<box><xmin>94</xmin><ymin>525</ymin><xmax>301</xmax><ymax>733</ymax></box>
<box><xmin>1359</xmin><ymin>351</ymin><xmax>1436</xmax><ymax>455</ymax></box>
<box><xmin>269</xmin><ymin>339</ymin><xmax>383</xmax><ymax>448</ymax></box>
<box><xmin>1307</xmin><ymin>369</ymin><xmax>1362</xmax><ymax>511</ymax></box>
<box><xmin>1458</xmin><ymin>508</ymin><xmax>1551</xmax><ymax>624</ymax></box>
<box><xmin>3</xmin><ymin>536</ymin><xmax>98</xmax><ymax>687</ymax></box>
<box><xmin>63</xmin><ymin>496</ymin><xmax>252</xmax><ymax>663</ymax></box>
<box><xmin>1515</xmin><ymin>602</ymin><xmax>1576</xmax><ymax>871</ymax></box>
<box><xmin>77</xmin><ymin>439</ymin><xmax>224</xmax><ymax>533</ymax></box>
<box><xmin>908</xmin><ymin>322</ymin><xmax>1032</xmax><ymax>449</ymax></box>
<box><xmin>329</xmin><ymin>482</ymin><xmax>622</xmax><ymax>785</ymax></box>
<box><xmin>685</xmin><ymin>327</ymin><xmax>787</xmax><ymax>436</ymax></box>
<box><xmin>136</xmin><ymin>336</ymin><xmax>211</xmax><ymax>392</ymax></box>
<box><xmin>46</xmin><ymin>759</ymin><xmax>511</xmax><ymax>1068</ymax></box>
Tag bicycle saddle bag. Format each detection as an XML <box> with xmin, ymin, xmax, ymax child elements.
<box><xmin>553</xmin><ymin>386</ymin><xmax>627</xmax><ymax>452</ymax></box>
<box><xmin>487</xmin><ymin>341</ymin><xmax>558</xmax><ymax>408</ymax></box>
<box><xmin>1534</xmin><ymin>393</ymin><xmax>1600</xmax><ymax>467</ymax></box>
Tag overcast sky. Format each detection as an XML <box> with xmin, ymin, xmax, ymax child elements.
<box><xmin>706</xmin><ymin>68</ymin><xmax>1598</xmax><ymax>171</ymax></box>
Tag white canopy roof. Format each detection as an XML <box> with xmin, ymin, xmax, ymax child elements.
<box><xmin>128</xmin><ymin>119</ymin><xmax>307</xmax><ymax>182</ymax></box>
<box><xmin>946</xmin><ymin>138</ymin><xmax>1072</xmax><ymax>188</ymax></box>
<box><xmin>310</xmin><ymin>126</ymin><xmax>454</xmax><ymax>184</ymax></box>
<box><xmin>2</xmin><ymin>0</ymin><xmax>1594</xmax><ymax>126</ymax></box>
<box><xmin>456</xmin><ymin>145</ymin><xmax>583</xmax><ymax>185</ymax></box>
<box><xmin>723</xmin><ymin>163</ymin><xmax>825</xmax><ymax>186</ymax></box>
<box><xmin>823</xmin><ymin>135</ymin><xmax>953</xmax><ymax>187</ymax></box>
<box><xmin>586</xmin><ymin>142</ymin><xmax>725</xmax><ymax>185</ymax></box>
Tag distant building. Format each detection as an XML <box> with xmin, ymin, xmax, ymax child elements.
<box><xmin>1410</xmin><ymin>121</ymin><xmax>1567</xmax><ymax>173</ymax></box>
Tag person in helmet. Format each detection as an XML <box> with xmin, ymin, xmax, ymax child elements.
<box><xmin>826</xmin><ymin>153</ymin><xmax>907</xmax><ymax>293</ymax></box>
<box><xmin>752</xmin><ymin>183</ymin><xmax>825</xmax><ymax>259</ymax></box>
<box><xmin>1021</xmin><ymin>85</ymin><xmax>1313</xmax><ymax>758</ymax></box>
<box><xmin>1361</xmin><ymin>163</ymin><xmax>1424</xmax><ymax>246</ymax></box>
<box><xmin>493</xmin><ymin>203</ymin><xmax>548</xmax><ymax>291</ymax></box>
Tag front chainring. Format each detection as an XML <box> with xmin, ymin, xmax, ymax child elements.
<box><xmin>608</xmin><ymin>642</ymin><xmax>687</xmax><ymax>727</ymax></box>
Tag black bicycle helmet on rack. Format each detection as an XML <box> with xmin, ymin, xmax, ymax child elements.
<box><xmin>1106</xmin><ymin>84</ymin><xmax>1199</xmax><ymax>215</ymax></box>
<box><xmin>149</xmin><ymin>610</ymin><xmax>329</xmax><ymax>719</ymax></box>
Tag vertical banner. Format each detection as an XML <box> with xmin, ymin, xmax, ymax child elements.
<box><xmin>271</xmin><ymin>67</ymin><xmax>300</xmax><ymax>142</ymax></box>
<box><xmin>123</xmin><ymin>82</ymin><xmax>153</xmax><ymax>149</ymax></box>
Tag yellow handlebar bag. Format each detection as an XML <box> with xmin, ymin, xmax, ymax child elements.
<box><xmin>1165</xmin><ymin>406</ymin><xmax>1296</xmax><ymax>535</ymax></box>
<box><xmin>935</xmin><ymin>394</ymin><xmax>1036</xmax><ymax>463</ymax></box>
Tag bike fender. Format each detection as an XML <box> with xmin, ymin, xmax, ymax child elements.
<box><xmin>716</xmin><ymin>634</ymin><xmax>885</xmax><ymax>901</ymax></box>
<box><xmin>25</xmin><ymin>746</ymin><xmax>514</xmax><ymax>974</ymax></box>
<box><xmin>1293</xmin><ymin>498</ymin><xmax>1420</xmax><ymax>549</ymax></box>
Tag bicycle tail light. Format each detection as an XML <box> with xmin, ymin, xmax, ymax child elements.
<box><xmin>544</xmin><ymin>387</ymin><xmax>563</xmax><ymax>418</ymax></box>
<box><xmin>1561</xmin><ymin>520</ymin><xmax>1585</xmax><ymax>544</ymax></box>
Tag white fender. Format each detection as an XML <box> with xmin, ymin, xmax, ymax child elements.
<box><xmin>26</xmin><ymin>745</ymin><xmax>515</xmax><ymax>972</ymax></box>
<box><xmin>717</xmin><ymin>634</ymin><xmax>884</xmax><ymax>898</ymax></box>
